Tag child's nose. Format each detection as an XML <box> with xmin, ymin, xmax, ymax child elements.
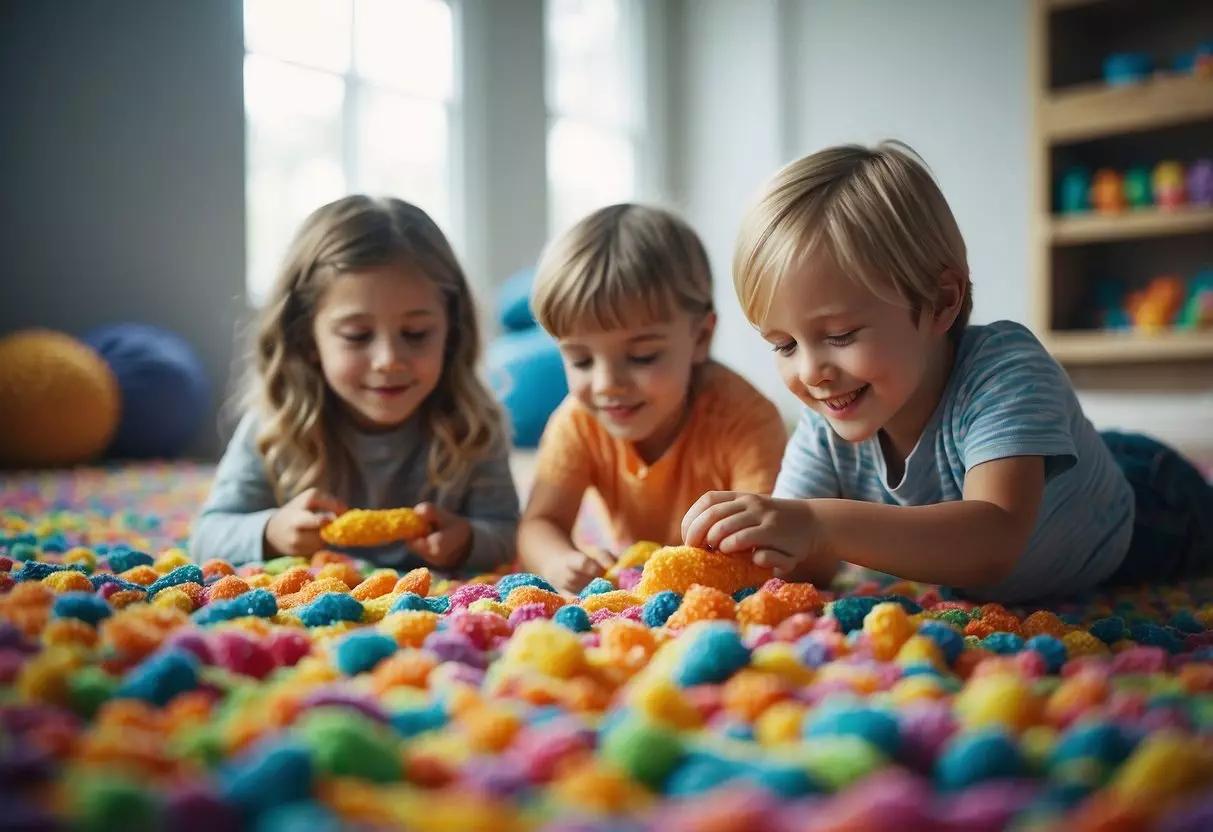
<box><xmin>372</xmin><ymin>339</ymin><xmax>408</xmax><ymax>372</ymax></box>
<box><xmin>798</xmin><ymin>347</ymin><xmax>831</xmax><ymax>388</ymax></box>
<box><xmin>592</xmin><ymin>362</ymin><xmax>627</xmax><ymax>395</ymax></box>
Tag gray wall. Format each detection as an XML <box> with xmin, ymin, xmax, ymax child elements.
<box><xmin>0</xmin><ymin>0</ymin><xmax>247</xmax><ymax>458</ymax></box>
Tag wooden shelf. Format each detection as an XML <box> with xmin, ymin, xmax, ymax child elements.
<box><xmin>1047</xmin><ymin>0</ymin><xmax>1106</xmax><ymax>10</ymax></box>
<box><xmin>1046</xmin><ymin>329</ymin><xmax>1213</xmax><ymax>364</ymax></box>
<box><xmin>1041</xmin><ymin>73</ymin><xmax>1213</xmax><ymax>144</ymax></box>
<box><xmin>1050</xmin><ymin>205</ymin><xmax>1213</xmax><ymax>245</ymax></box>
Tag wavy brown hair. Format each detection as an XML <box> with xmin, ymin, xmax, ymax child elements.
<box><xmin>248</xmin><ymin>195</ymin><xmax>504</xmax><ymax>501</ymax></box>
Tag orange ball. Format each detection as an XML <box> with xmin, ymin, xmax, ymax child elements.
<box><xmin>0</xmin><ymin>329</ymin><xmax>120</xmax><ymax>468</ymax></box>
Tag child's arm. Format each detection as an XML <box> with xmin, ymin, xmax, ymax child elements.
<box><xmin>517</xmin><ymin>400</ymin><xmax>611</xmax><ymax>592</ymax></box>
<box><xmin>684</xmin><ymin>455</ymin><xmax>1044</xmax><ymax>588</ymax></box>
<box><xmin>444</xmin><ymin>442</ymin><xmax>521</xmax><ymax>575</ymax></box>
<box><xmin>189</xmin><ymin>413</ymin><xmax>281</xmax><ymax>565</ymax></box>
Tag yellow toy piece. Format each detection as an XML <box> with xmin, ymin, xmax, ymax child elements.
<box><xmin>634</xmin><ymin>545</ymin><xmax>774</xmax><ymax>598</ymax></box>
<box><xmin>320</xmin><ymin>507</ymin><xmax>431</xmax><ymax>547</ymax></box>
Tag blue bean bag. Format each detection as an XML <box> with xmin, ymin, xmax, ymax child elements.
<box><xmin>486</xmin><ymin>327</ymin><xmax>567</xmax><ymax>448</ymax></box>
<box><xmin>82</xmin><ymin>323</ymin><xmax>211</xmax><ymax>460</ymax></box>
<box><xmin>498</xmin><ymin>267</ymin><xmax>538</xmax><ymax>332</ymax></box>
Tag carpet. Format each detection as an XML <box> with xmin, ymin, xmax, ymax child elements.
<box><xmin>2</xmin><ymin>462</ymin><xmax>1212</xmax><ymax>831</ymax></box>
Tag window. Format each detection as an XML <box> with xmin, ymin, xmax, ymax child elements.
<box><xmin>243</xmin><ymin>0</ymin><xmax>458</xmax><ymax>304</ymax></box>
<box><xmin>545</xmin><ymin>0</ymin><xmax>647</xmax><ymax>238</ymax></box>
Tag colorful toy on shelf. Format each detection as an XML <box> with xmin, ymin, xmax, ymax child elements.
<box><xmin>1127</xmin><ymin>275</ymin><xmax>1186</xmax><ymax>332</ymax></box>
<box><xmin>1091</xmin><ymin>278</ymin><xmax>1131</xmax><ymax>330</ymax></box>
<box><xmin>1090</xmin><ymin>168</ymin><xmax>1126</xmax><ymax>214</ymax></box>
<box><xmin>1153</xmin><ymin>161</ymin><xmax>1187</xmax><ymax>209</ymax></box>
<box><xmin>1103</xmin><ymin>52</ymin><xmax>1154</xmax><ymax>85</ymax></box>
<box><xmin>1058</xmin><ymin>167</ymin><xmax>1091</xmax><ymax>214</ymax></box>
<box><xmin>1188</xmin><ymin>159</ymin><xmax>1213</xmax><ymax>207</ymax></box>
<box><xmin>1122</xmin><ymin>166</ymin><xmax>1153</xmax><ymax>208</ymax></box>
<box><xmin>1178</xmin><ymin>270</ymin><xmax>1213</xmax><ymax>330</ymax></box>
<box><xmin>1173</xmin><ymin>41</ymin><xmax>1213</xmax><ymax>76</ymax></box>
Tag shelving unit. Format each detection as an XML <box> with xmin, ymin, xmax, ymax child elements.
<box><xmin>1030</xmin><ymin>0</ymin><xmax>1213</xmax><ymax>369</ymax></box>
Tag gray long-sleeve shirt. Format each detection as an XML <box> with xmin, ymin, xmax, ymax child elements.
<box><xmin>188</xmin><ymin>411</ymin><xmax>520</xmax><ymax>575</ymax></box>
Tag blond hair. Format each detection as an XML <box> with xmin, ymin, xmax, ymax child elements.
<box><xmin>532</xmin><ymin>203</ymin><xmax>714</xmax><ymax>337</ymax></box>
<box><xmin>734</xmin><ymin>140</ymin><xmax>971</xmax><ymax>337</ymax></box>
<box><xmin>248</xmin><ymin>195</ymin><xmax>504</xmax><ymax>501</ymax></box>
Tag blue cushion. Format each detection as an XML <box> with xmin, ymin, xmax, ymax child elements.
<box><xmin>82</xmin><ymin>323</ymin><xmax>210</xmax><ymax>460</ymax></box>
<box><xmin>498</xmin><ymin>267</ymin><xmax>537</xmax><ymax>332</ymax></box>
<box><xmin>486</xmin><ymin>327</ymin><xmax>567</xmax><ymax>448</ymax></box>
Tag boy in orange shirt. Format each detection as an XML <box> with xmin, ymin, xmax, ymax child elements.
<box><xmin>518</xmin><ymin>203</ymin><xmax>788</xmax><ymax>593</ymax></box>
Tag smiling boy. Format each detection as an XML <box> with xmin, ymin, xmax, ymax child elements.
<box><xmin>517</xmin><ymin>204</ymin><xmax>788</xmax><ymax>593</ymax></box>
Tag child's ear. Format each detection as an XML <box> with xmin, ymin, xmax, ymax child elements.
<box><xmin>692</xmin><ymin>311</ymin><xmax>717</xmax><ymax>363</ymax></box>
<box><xmin>930</xmin><ymin>270</ymin><xmax>967</xmax><ymax>336</ymax></box>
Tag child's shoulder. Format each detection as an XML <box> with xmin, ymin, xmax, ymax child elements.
<box><xmin>954</xmin><ymin>320</ymin><xmax>1064</xmax><ymax>382</ymax></box>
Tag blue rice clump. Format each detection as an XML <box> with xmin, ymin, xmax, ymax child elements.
<box><xmin>1128</xmin><ymin>621</ymin><xmax>1184</xmax><ymax>654</ymax></box>
<box><xmin>1049</xmin><ymin>721</ymin><xmax>1134</xmax><ymax>770</ymax></box>
<box><xmin>829</xmin><ymin>597</ymin><xmax>880</xmax><ymax>633</ymax></box>
<box><xmin>193</xmin><ymin>590</ymin><xmax>278</xmax><ymax>626</ymax></box>
<box><xmin>1025</xmin><ymin>635</ymin><xmax>1068</xmax><ymax>673</ymax></box>
<box><xmin>496</xmin><ymin>572</ymin><xmax>557</xmax><ymax>596</ymax></box>
<box><xmin>147</xmin><ymin>564</ymin><xmax>205</xmax><ymax>597</ymax></box>
<box><xmin>804</xmin><ymin>704</ymin><xmax>901</xmax><ymax>757</ymax></box>
<box><xmin>982</xmin><ymin>632</ymin><xmax>1025</xmax><ymax>655</ymax></box>
<box><xmin>1168</xmin><ymin>610</ymin><xmax>1204</xmax><ymax>634</ymax></box>
<box><xmin>1089</xmin><ymin>616</ymin><xmax>1126</xmax><ymax>645</ymax></box>
<box><xmin>13</xmin><ymin>561</ymin><xmax>88</xmax><ymax>582</ymax></box>
<box><xmin>732</xmin><ymin>586</ymin><xmax>759</xmax><ymax>602</ymax></box>
<box><xmin>90</xmin><ymin>574</ymin><xmax>146</xmax><ymax>593</ymax></box>
<box><xmin>579</xmin><ymin>578</ymin><xmax>615</xmax><ymax>599</ymax></box>
<box><xmin>297</xmin><ymin>594</ymin><xmax>365</xmax><ymax>628</ymax></box>
<box><xmin>106</xmin><ymin>549</ymin><xmax>154</xmax><ymax>573</ymax></box>
<box><xmin>664</xmin><ymin>756</ymin><xmax>741</xmax><ymax>797</ymax></box>
<box><xmin>553</xmin><ymin>605</ymin><xmax>592</xmax><ymax>633</ymax></box>
<box><xmin>390</xmin><ymin>703</ymin><xmax>448</xmax><ymax>738</ymax></box>
<box><xmin>253</xmin><ymin>801</ymin><xmax>347</xmax><ymax>832</ymax></box>
<box><xmin>936</xmin><ymin>729</ymin><xmax>1026</xmax><ymax>791</ymax></box>
<box><xmin>8</xmin><ymin>542</ymin><xmax>39</xmax><ymax>562</ymax></box>
<box><xmin>918</xmin><ymin>621</ymin><xmax>965</xmax><ymax>665</ymax></box>
<box><xmin>642</xmin><ymin>591</ymin><xmax>682</xmax><ymax>628</ymax></box>
<box><xmin>391</xmin><ymin>593</ymin><xmax>429</xmax><ymax>613</ymax></box>
<box><xmin>51</xmin><ymin>592</ymin><xmax>113</xmax><ymax>625</ymax></box>
<box><xmin>220</xmin><ymin>739</ymin><xmax>314</xmax><ymax>818</ymax></box>
<box><xmin>423</xmin><ymin>595</ymin><xmax>450</xmax><ymax>614</ymax></box>
<box><xmin>673</xmin><ymin>623</ymin><xmax>750</xmax><ymax>686</ymax></box>
<box><xmin>39</xmin><ymin>533</ymin><xmax>70</xmax><ymax>554</ymax></box>
<box><xmin>333</xmin><ymin>631</ymin><xmax>398</xmax><ymax>675</ymax></box>
<box><xmin>744</xmin><ymin>760</ymin><xmax>819</xmax><ymax>798</ymax></box>
<box><xmin>116</xmin><ymin>647</ymin><xmax>200</xmax><ymax>706</ymax></box>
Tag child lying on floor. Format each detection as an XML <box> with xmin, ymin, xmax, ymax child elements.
<box><xmin>682</xmin><ymin>140</ymin><xmax>1213</xmax><ymax>603</ymax></box>
<box><xmin>518</xmin><ymin>204</ymin><xmax>788</xmax><ymax>593</ymax></box>
<box><xmin>190</xmin><ymin>195</ymin><xmax>519</xmax><ymax>574</ymax></box>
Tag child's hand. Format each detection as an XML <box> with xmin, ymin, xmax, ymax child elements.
<box><xmin>681</xmin><ymin>491</ymin><xmax>817</xmax><ymax>576</ymax></box>
<box><xmin>410</xmin><ymin>503</ymin><xmax>473</xmax><ymax>569</ymax></box>
<box><xmin>541</xmin><ymin>548</ymin><xmax>615</xmax><ymax>595</ymax></box>
<box><xmin>265</xmin><ymin>488</ymin><xmax>348</xmax><ymax>557</ymax></box>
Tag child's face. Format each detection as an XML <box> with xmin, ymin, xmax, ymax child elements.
<box><xmin>557</xmin><ymin>310</ymin><xmax>714</xmax><ymax>463</ymax></box>
<box><xmin>761</xmin><ymin>253</ymin><xmax>953</xmax><ymax>452</ymax></box>
<box><xmin>312</xmin><ymin>266</ymin><xmax>448</xmax><ymax>431</ymax></box>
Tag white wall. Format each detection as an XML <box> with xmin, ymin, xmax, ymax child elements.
<box><xmin>671</xmin><ymin>0</ymin><xmax>1213</xmax><ymax>452</ymax></box>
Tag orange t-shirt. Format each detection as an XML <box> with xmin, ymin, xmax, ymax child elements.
<box><xmin>533</xmin><ymin>362</ymin><xmax>789</xmax><ymax>549</ymax></box>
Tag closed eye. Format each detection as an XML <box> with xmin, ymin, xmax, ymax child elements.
<box><xmin>340</xmin><ymin>331</ymin><xmax>372</xmax><ymax>344</ymax></box>
<box><xmin>771</xmin><ymin>340</ymin><xmax>796</xmax><ymax>356</ymax></box>
<box><xmin>629</xmin><ymin>353</ymin><xmax>660</xmax><ymax>365</ymax></box>
<box><xmin>825</xmin><ymin>330</ymin><xmax>857</xmax><ymax>347</ymax></box>
<box><xmin>569</xmin><ymin>357</ymin><xmax>592</xmax><ymax>371</ymax></box>
<box><xmin>402</xmin><ymin>330</ymin><xmax>431</xmax><ymax>344</ymax></box>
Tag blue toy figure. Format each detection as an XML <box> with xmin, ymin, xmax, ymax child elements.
<box><xmin>1058</xmin><ymin>168</ymin><xmax>1091</xmax><ymax>214</ymax></box>
<box><xmin>1103</xmin><ymin>52</ymin><xmax>1153</xmax><ymax>86</ymax></box>
<box><xmin>1178</xmin><ymin>270</ymin><xmax>1213</xmax><ymax>330</ymax></box>
<box><xmin>1091</xmin><ymin>278</ymin><xmax>1131</xmax><ymax>331</ymax></box>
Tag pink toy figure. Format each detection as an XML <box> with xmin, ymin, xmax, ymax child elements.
<box><xmin>1188</xmin><ymin>159</ymin><xmax>1213</xmax><ymax>207</ymax></box>
<box><xmin>1153</xmin><ymin>161</ymin><xmax>1187</xmax><ymax>209</ymax></box>
<box><xmin>1090</xmin><ymin>168</ymin><xmax>1126</xmax><ymax>214</ymax></box>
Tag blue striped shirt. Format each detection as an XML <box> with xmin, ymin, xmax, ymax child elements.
<box><xmin>773</xmin><ymin>321</ymin><xmax>1134</xmax><ymax>602</ymax></box>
